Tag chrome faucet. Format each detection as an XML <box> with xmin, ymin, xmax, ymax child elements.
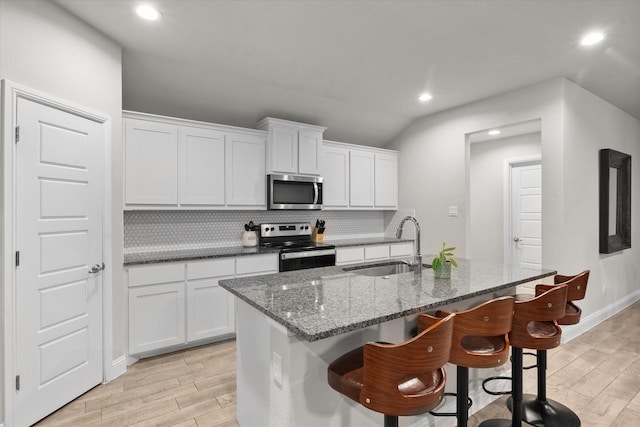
<box><xmin>395</xmin><ymin>216</ymin><xmax>422</xmax><ymax>267</ymax></box>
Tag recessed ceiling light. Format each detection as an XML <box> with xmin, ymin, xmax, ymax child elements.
<box><xmin>488</xmin><ymin>129</ymin><xmax>501</xmax><ymax>136</ymax></box>
<box><xmin>418</xmin><ymin>93</ymin><xmax>433</xmax><ymax>102</ymax></box>
<box><xmin>580</xmin><ymin>32</ymin><xmax>605</xmax><ymax>46</ymax></box>
<box><xmin>136</xmin><ymin>4</ymin><xmax>161</xmax><ymax>21</ymax></box>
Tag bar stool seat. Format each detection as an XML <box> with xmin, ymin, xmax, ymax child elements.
<box><xmin>327</xmin><ymin>313</ymin><xmax>455</xmax><ymax>427</ymax></box>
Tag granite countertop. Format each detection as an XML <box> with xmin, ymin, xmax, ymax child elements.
<box><xmin>326</xmin><ymin>237</ymin><xmax>414</xmax><ymax>247</ymax></box>
<box><xmin>123</xmin><ymin>237</ymin><xmax>415</xmax><ymax>266</ymax></box>
<box><xmin>123</xmin><ymin>246</ymin><xmax>280</xmax><ymax>265</ymax></box>
<box><xmin>219</xmin><ymin>259</ymin><xmax>556</xmax><ymax>342</ymax></box>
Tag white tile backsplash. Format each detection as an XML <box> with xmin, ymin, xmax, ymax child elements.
<box><xmin>124</xmin><ymin>210</ymin><xmax>398</xmax><ymax>253</ymax></box>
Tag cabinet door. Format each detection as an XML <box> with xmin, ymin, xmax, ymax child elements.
<box><xmin>125</xmin><ymin>119</ymin><xmax>178</xmax><ymax>205</ymax></box>
<box><xmin>322</xmin><ymin>145</ymin><xmax>350</xmax><ymax>208</ymax></box>
<box><xmin>349</xmin><ymin>150</ymin><xmax>375</xmax><ymax>207</ymax></box>
<box><xmin>226</xmin><ymin>133</ymin><xmax>266</xmax><ymax>207</ymax></box>
<box><xmin>129</xmin><ymin>283</ymin><xmax>186</xmax><ymax>354</ymax></box>
<box><xmin>179</xmin><ymin>126</ymin><xmax>226</xmax><ymax>206</ymax></box>
<box><xmin>298</xmin><ymin>130</ymin><xmax>322</xmax><ymax>175</ymax></box>
<box><xmin>270</xmin><ymin>125</ymin><xmax>298</xmax><ymax>174</ymax></box>
<box><xmin>187</xmin><ymin>277</ymin><xmax>235</xmax><ymax>341</ymax></box>
<box><xmin>186</xmin><ymin>259</ymin><xmax>236</xmax><ymax>341</ymax></box>
<box><xmin>374</xmin><ymin>153</ymin><xmax>398</xmax><ymax>209</ymax></box>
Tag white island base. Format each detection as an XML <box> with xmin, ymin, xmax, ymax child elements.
<box><xmin>235</xmin><ymin>295</ymin><xmax>513</xmax><ymax>427</ymax></box>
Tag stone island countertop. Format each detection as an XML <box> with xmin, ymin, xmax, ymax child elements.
<box><xmin>219</xmin><ymin>258</ymin><xmax>556</xmax><ymax>342</ymax></box>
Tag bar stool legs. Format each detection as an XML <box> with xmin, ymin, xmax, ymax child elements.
<box><xmin>479</xmin><ymin>347</ymin><xmax>523</xmax><ymax>427</ymax></box>
<box><xmin>457</xmin><ymin>365</ymin><xmax>469</xmax><ymax>427</ymax></box>
<box><xmin>383</xmin><ymin>415</ymin><xmax>398</xmax><ymax>427</ymax></box>
<box><xmin>507</xmin><ymin>349</ymin><xmax>581</xmax><ymax>426</ymax></box>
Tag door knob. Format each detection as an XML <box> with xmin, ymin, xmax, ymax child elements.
<box><xmin>513</xmin><ymin>237</ymin><xmax>521</xmax><ymax>242</ymax></box>
<box><xmin>88</xmin><ymin>262</ymin><xmax>105</xmax><ymax>274</ymax></box>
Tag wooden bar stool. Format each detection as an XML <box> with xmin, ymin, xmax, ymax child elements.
<box><xmin>421</xmin><ymin>296</ymin><xmax>514</xmax><ymax>427</ymax></box>
<box><xmin>512</xmin><ymin>270</ymin><xmax>589</xmax><ymax>426</ymax></box>
<box><xmin>327</xmin><ymin>313</ymin><xmax>455</xmax><ymax>427</ymax></box>
<box><xmin>480</xmin><ymin>284</ymin><xmax>568</xmax><ymax>427</ymax></box>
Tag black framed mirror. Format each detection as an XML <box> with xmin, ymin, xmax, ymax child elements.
<box><xmin>599</xmin><ymin>149</ymin><xmax>631</xmax><ymax>254</ymax></box>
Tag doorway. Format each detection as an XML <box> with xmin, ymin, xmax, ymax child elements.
<box><xmin>467</xmin><ymin>120</ymin><xmax>542</xmax><ymax>265</ymax></box>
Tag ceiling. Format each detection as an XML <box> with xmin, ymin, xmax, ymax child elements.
<box><xmin>55</xmin><ymin>0</ymin><xmax>640</xmax><ymax>147</ymax></box>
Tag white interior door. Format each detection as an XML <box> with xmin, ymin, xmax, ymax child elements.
<box><xmin>15</xmin><ymin>97</ymin><xmax>104</xmax><ymax>426</ymax></box>
<box><xmin>511</xmin><ymin>162</ymin><xmax>542</xmax><ymax>269</ymax></box>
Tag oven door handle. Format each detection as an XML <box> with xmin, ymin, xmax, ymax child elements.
<box><xmin>281</xmin><ymin>249</ymin><xmax>336</xmax><ymax>260</ymax></box>
<box><xmin>313</xmin><ymin>182</ymin><xmax>319</xmax><ymax>205</ymax></box>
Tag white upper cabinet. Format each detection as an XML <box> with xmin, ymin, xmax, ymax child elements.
<box><xmin>322</xmin><ymin>141</ymin><xmax>398</xmax><ymax>210</ymax></box>
<box><xmin>125</xmin><ymin>119</ymin><xmax>179</xmax><ymax>205</ymax></box>
<box><xmin>258</xmin><ymin>117</ymin><xmax>326</xmax><ymax>176</ymax></box>
<box><xmin>374</xmin><ymin>152</ymin><xmax>398</xmax><ymax>209</ymax></box>
<box><xmin>321</xmin><ymin>144</ymin><xmax>350</xmax><ymax>207</ymax></box>
<box><xmin>226</xmin><ymin>132</ymin><xmax>266</xmax><ymax>207</ymax></box>
<box><xmin>179</xmin><ymin>126</ymin><xmax>226</xmax><ymax>206</ymax></box>
<box><xmin>349</xmin><ymin>150</ymin><xmax>375</xmax><ymax>207</ymax></box>
<box><xmin>124</xmin><ymin>112</ymin><xmax>266</xmax><ymax>210</ymax></box>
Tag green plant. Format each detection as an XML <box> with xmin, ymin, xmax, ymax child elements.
<box><xmin>432</xmin><ymin>242</ymin><xmax>458</xmax><ymax>270</ymax></box>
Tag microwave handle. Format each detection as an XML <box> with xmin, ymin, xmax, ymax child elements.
<box><xmin>313</xmin><ymin>182</ymin><xmax>319</xmax><ymax>205</ymax></box>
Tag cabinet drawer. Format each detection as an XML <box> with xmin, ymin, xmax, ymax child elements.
<box><xmin>128</xmin><ymin>263</ymin><xmax>185</xmax><ymax>287</ymax></box>
<box><xmin>364</xmin><ymin>245</ymin><xmax>390</xmax><ymax>261</ymax></box>
<box><xmin>236</xmin><ymin>254</ymin><xmax>278</xmax><ymax>275</ymax></box>
<box><xmin>187</xmin><ymin>258</ymin><xmax>235</xmax><ymax>280</ymax></box>
<box><xmin>336</xmin><ymin>247</ymin><xmax>365</xmax><ymax>265</ymax></box>
<box><xmin>390</xmin><ymin>242</ymin><xmax>414</xmax><ymax>258</ymax></box>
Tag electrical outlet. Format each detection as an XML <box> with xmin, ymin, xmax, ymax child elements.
<box><xmin>272</xmin><ymin>352</ymin><xmax>283</xmax><ymax>387</ymax></box>
<box><xmin>448</xmin><ymin>205</ymin><xmax>459</xmax><ymax>217</ymax></box>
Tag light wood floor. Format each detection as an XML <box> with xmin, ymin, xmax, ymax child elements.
<box><xmin>36</xmin><ymin>301</ymin><xmax>640</xmax><ymax>427</ymax></box>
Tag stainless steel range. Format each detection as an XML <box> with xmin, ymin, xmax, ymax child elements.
<box><xmin>260</xmin><ymin>223</ymin><xmax>336</xmax><ymax>272</ymax></box>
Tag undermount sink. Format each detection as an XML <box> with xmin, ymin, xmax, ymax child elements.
<box><xmin>343</xmin><ymin>260</ymin><xmax>432</xmax><ymax>277</ymax></box>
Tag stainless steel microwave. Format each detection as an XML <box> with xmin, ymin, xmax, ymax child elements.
<box><xmin>267</xmin><ymin>174</ymin><xmax>323</xmax><ymax>210</ymax></box>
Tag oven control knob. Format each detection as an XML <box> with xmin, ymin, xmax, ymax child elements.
<box><xmin>270</xmin><ymin>227</ymin><xmax>275</xmax><ymax>231</ymax></box>
<box><xmin>305</xmin><ymin>226</ymin><xmax>309</xmax><ymax>230</ymax></box>
<box><xmin>264</xmin><ymin>227</ymin><xmax>269</xmax><ymax>233</ymax></box>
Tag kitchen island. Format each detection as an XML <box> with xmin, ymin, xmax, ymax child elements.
<box><xmin>219</xmin><ymin>259</ymin><xmax>555</xmax><ymax>427</ymax></box>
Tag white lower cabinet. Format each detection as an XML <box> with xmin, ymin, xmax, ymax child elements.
<box><xmin>127</xmin><ymin>254</ymin><xmax>278</xmax><ymax>356</ymax></box>
<box><xmin>336</xmin><ymin>242</ymin><xmax>415</xmax><ymax>266</ymax></box>
<box><xmin>186</xmin><ymin>258</ymin><xmax>236</xmax><ymax>342</ymax></box>
<box><xmin>129</xmin><ymin>281</ymin><xmax>186</xmax><ymax>354</ymax></box>
<box><xmin>364</xmin><ymin>244</ymin><xmax>390</xmax><ymax>261</ymax></box>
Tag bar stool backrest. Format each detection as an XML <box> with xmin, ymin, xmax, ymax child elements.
<box><xmin>360</xmin><ymin>313</ymin><xmax>455</xmax><ymax>416</ymax></box>
<box><xmin>510</xmin><ymin>284</ymin><xmax>568</xmax><ymax>350</ymax></box>
<box><xmin>536</xmin><ymin>271</ymin><xmax>588</xmax><ymax>325</ymax></box>
<box><xmin>429</xmin><ymin>296</ymin><xmax>515</xmax><ymax>368</ymax></box>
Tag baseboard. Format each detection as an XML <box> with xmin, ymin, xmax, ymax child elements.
<box><xmin>562</xmin><ymin>289</ymin><xmax>640</xmax><ymax>342</ymax></box>
<box><xmin>105</xmin><ymin>355</ymin><xmax>127</xmax><ymax>382</ymax></box>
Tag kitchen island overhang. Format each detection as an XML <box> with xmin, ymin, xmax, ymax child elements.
<box><xmin>220</xmin><ymin>259</ymin><xmax>556</xmax><ymax>427</ymax></box>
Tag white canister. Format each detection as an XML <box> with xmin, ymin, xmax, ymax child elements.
<box><xmin>242</xmin><ymin>231</ymin><xmax>257</xmax><ymax>247</ymax></box>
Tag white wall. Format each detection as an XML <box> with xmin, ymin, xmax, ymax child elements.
<box><xmin>469</xmin><ymin>132</ymin><xmax>541</xmax><ymax>262</ymax></box>
<box><xmin>388</xmin><ymin>79</ymin><xmax>564</xmax><ymax>258</ymax></box>
<box><xmin>389</xmin><ymin>77</ymin><xmax>640</xmax><ymax>326</ymax></box>
<box><xmin>560</xmin><ymin>80</ymin><xmax>640</xmax><ymax>319</ymax></box>
<box><xmin>0</xmin><ymin>0</ymin><xmax>124</xmax><ymax>421</ymax></box>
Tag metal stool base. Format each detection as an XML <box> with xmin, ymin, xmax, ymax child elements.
<box><xmin>507</xmin><ymin>394</ymin><xmax>581</xmax><ymax>427</ymax></box>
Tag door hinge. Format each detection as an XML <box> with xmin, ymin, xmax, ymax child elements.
<box><xmin>15</xmin><ymin>251</ymin><xmax>20</xmax><ymax>267</ymax></box>
<box><xmin>15</xmin><ymin>126</ymin><xmax>20</xmax><ymax>143</ymax></box>
<box><xmin>15</xmin><ymin>375</ymin><xmax>20</xmax><ymax>391</ymax></box>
